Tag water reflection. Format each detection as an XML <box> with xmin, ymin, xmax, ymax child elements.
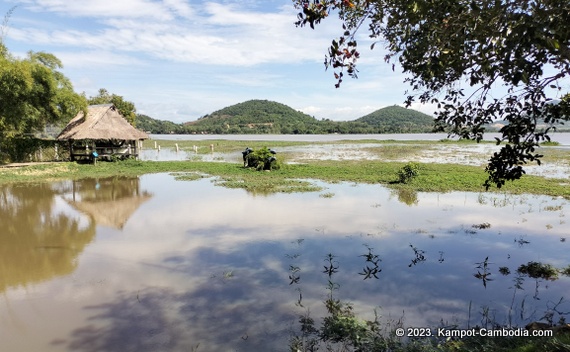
<box><xmin>0</xmin><ymin>183</ymin><xmax>96</xmax><ymax>293</ymax></box>
<box><xmin>1</xmin><ymin>175</ymin><xmax>569</xmax><ymax>351</ymax></box>
<box><xmin>63</xmin><ymin>177</ymin><xmax>153</xmax><ymax>230</ymax></box>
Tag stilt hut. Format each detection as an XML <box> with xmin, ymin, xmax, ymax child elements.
<box><xmin>57</xmin><ymin>104</ymin><xmax>149</xmax><ymax>161</ymax></box>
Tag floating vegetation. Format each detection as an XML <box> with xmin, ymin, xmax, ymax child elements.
<box><xmin>319</xmin><ymin>192</ymin><xmax>335</xmax><ymax>198</ymax></box>
<box><xmin>517</xmin><ymin>262</ymin><xmax>559</xmax><ymax>281</ymax></box>
<box><xmin>515</xmin><ymin>236</ymin><xmax>531</xmax><ymax>247</ymax></box>
<box><xmin>359</xmin><ymin>245</ymin><xmax>381</xmax><ymax>280</ymax></box>
<box><xmin>544</xmin><ymin>204</ymin><xmax>563</xmax><ymax>212</ymax></box>
<box><xmin>474</xmin><ymin>257</ymin><xmax>493</xmax><ymax>288</ymax></box>
<box><xmin>408</xmin><ymin>244</ymin><xmax>426</xmax><ymax>267</ymax></box>
<box><xmin>499</xmin><ymin>267</ymin><xmax>511</xmax><ymax>275</ymax></box>
<box><xmin>472</xmin><ymin>222</ymin><xmax>491</xmax><ymax>229</ymax></box>
<box><xmin>289</xmin><ymin>265</ymin><xmax>301</xmax><ymax>285</ymax></box>
<box><xmin>172</xmin><ymin>172</ymin><xmax>206</xmax><ymax>181</ymax></box>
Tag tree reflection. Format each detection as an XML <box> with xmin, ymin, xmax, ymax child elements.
<box><xmin>0</xmin><ymin>176</ymin><xmax>151</xmax><ymax>293</ymax></box>
<box><xmin>391</xmin><ymin>188</ymin><xmax>419</xmax><ymax>206</ymax></box>
<box><xmin>0</xmin><ymin>183</ymin><xmax>96</xmax><ymax>293</ymax></box>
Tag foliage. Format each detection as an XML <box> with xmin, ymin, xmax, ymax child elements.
<box><xmin>244</xmin><ymin>146</ymin><xmax>281</xmax><ymax>171</ymax></box>
<box><xmin>288</xmin><ymin>249</ymin><xmax>570</xmax><ymax>352</ymax></box>
<box><xmin>0</xmin><ymin>40</ymin><xmax>86</xmax><ymax>139</ymax></box>
<box><xmin>293</xmin><ymin>0</ymin><xmax>570</xmax><ymax>188</ymax></box>
<box><xmin>136</xmin><ymin>114</ymin><xmax>183</xmax><ymax>134</ymax></box>
<box><xmin>1</xmin><ymin>156</ymin><xmax>570</xmax><ymax>198</ymax></box>
<box><xmin>517</xmin><ymin>262</ymin><xmax>559</xmax><ymax>281</ymax></box>
<box><xmin>0</xmin><ymin>21</ymin><xmax>86</xmax><ymax>163</ymax></box>
<box><xmin>88</xmin><ymin>88</ymin><xmax>137</xmax><ymax>126</ymax></box>
<box><xmin>0</xmin><ymin>138</ymin><xmax>69</xmax><ymax>163</ymax></box>
<box><xmin>185</xmin><ymin>99</ymin><xmax>319</xmax><ymax>134</ymax></box>
<box><xmin>153</xmin><ymin>99</ymin><xmax>435</xmax><ymax>135</ymax></box>
<box><xmin>398</xmin><ymin>162</ymin><xmax>420</xmax><ymax>184</ymax></box>
<box><xmin>356</xmin><ymin>105</ymin><xmax>436</xmax><ymax>133</ymax></box>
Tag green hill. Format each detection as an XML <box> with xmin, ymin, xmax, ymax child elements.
<box><xmin>136</xmin><ymin>114</ymin><xmax>183</xmax><ymax>134</ymax></box>
<box><xmin>355</xmin><ymin>105</ymin><xmax>435</xmax><ymax>133</ymax></box>
<box><xmin>135</xmin><ymin>100</ymin><xmax>438</xmax><ymax>134</ymax></box>
<box><xmin>184</xmin><ymin>99</ymin><xmax>320</xmax><ymax>134</ymax></box>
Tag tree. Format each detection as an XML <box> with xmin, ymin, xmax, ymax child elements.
<box><xmin>293</xmin><ymin>0</ymin><xmax>570</xmax><ymax>188</ymax></box>
<box><xmin>88</xmin><ymin>88</ymin><xmax>137</xmax><ymax>126</ymax></box>
<box><xmin>0</xmin><ymin>43</ymin><xmax>87</xmax><ymax>139</ymax></box>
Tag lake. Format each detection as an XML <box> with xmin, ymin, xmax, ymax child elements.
<box><xmin>1</xmin><ymin>174</ymin><xmax>569</xmax><ymax>351</ymax></box>
<box><xmin>147</xmin><ymin>132</ymin><xmax>570</xmax><ymax>145</ymax></box>
<box><xmin>140</xmin><ymin>133</ymin><xmax>570</xmax><ymax>179</ymax></box>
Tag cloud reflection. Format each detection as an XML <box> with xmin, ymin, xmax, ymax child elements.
<box><xmin>1</xmin><ymin>173</ymin><xmax>569</xmax><ymax>351</ymax></box>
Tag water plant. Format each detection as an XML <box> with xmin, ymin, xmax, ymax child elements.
<box><xmin>517</xmin><ymin>262</ymin><xmax>559</xmax><ymax>281</ymax></box>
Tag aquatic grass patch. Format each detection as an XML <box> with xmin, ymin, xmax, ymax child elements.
<box><xmin>212</xmin><ymin>173</ymin><xmax>323</xmax><ymax>195</ymax></box>
<box><xmin>1</xmin><ymin>157</ymin><xmax>570</xmax><ymax>198</ymax></box>
<box><xmin>367</xmin><ymin>144</ymin><xmax>427</xmax><ymax>160</ymax></box>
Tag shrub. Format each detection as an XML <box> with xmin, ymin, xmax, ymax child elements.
<box><xmin>244</xmin><ymin>146</ymin><xmax>281</xmax><ymax>171</ymax></box>
<box><xmin>397</xmin><ymin>162</ymin><xmax>420</xmax><ymax>184</ymax></box>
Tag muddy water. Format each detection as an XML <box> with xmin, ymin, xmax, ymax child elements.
<box><xmin>1</xmin><ymin>175</ymin><xmax>569</xmax><ymax>351</ymax></box>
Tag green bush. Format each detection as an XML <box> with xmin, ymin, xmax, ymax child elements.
<box><xmin>397</xmin><ymin>162</ymin><xmax>420</xmax><ymax>184</ymax></box>
<box><xmin>0</xmin><ymin>137</ymin><xmax>69</xmax><ymax>163</ymax></box>
<box><xmin>244</xmin><ymin>146</ymin><xmax>281</xmax><ymax>171</ymax></box>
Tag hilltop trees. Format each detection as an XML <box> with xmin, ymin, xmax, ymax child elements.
<box><xmin>294</xmin><ymin>0</ymin><xmax>570</xmax><ymax>188</ymax></box>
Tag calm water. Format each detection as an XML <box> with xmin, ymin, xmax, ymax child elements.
<box><xmin>148</xmin><ymin>132</ymin><xmax>570</xmax><ymax>145</ymax></box>
<box><xmin>1</xmin><ymin>175</ymin><xmax>569</xmax><ymax>351</ymax></box>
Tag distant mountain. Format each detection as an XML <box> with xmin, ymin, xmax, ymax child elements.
<box><xmin>136</xmin><ymin>114</ymin><xmax>183</xmax><ymax>134</ymax></box>
<box><xmin>355</xmin><ymin>105</ymin><xmax>436</xmax><ymax>133</ymax></box>
<box><xmin>136</xmin><ymin>100</ymin><xmax>439</xmax><ymax>134</ymax></box>
<box><xmin>184</xmin><ymin>99</ymin><xmax>319</xmax><ymax>134</ymax></box>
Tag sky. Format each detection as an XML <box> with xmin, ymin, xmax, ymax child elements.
<box><xmin>1</xmin><ymin>0</ymin><xmax>435</xmax><ymax>123</ymax></box>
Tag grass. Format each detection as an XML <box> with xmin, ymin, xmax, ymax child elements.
<box><xmin>1</xmin><ymin>158</ymin><xmax>569</xmax><ymax>198</ymax></box>
<box><xmin>1</xmin><ymin>139</ymin><xmax>569</xmax><ymax>198</ymax></box>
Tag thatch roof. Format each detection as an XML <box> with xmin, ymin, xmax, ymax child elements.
<box><xmin>57</xmin><ymin>104</ymin><xmax>148</xmax><ymax>141</ymax></box>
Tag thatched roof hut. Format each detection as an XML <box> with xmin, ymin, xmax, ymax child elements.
<box><xmin>58</xmin><ymin>104</ymin><xmax>148</xmax><ymax>141</ymax></box>
<box><xmin>57</xmin><ymin>104</ymin><xmax>148</xmax><ymax>161</ymax></box>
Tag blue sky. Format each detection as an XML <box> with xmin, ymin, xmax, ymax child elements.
<box><xmin>1</xmin><ymin>0</ymin><xmax>434</xmax><ymax>123</ymax></box>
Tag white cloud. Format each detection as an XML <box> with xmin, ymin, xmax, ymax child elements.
<box><xmin>53</xmin><ymin>50</ymin><xmax>147</xmax><ymax>68</ymax></box>
<box><xmin>20</xmin><ymin>0</ymin><xmax>180</xmax><ymax>20</ymax></box>
<box><xmin>9</xmin><ymin>1</ymin><xmax>330</xmax><ymax>67</ymax></box>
